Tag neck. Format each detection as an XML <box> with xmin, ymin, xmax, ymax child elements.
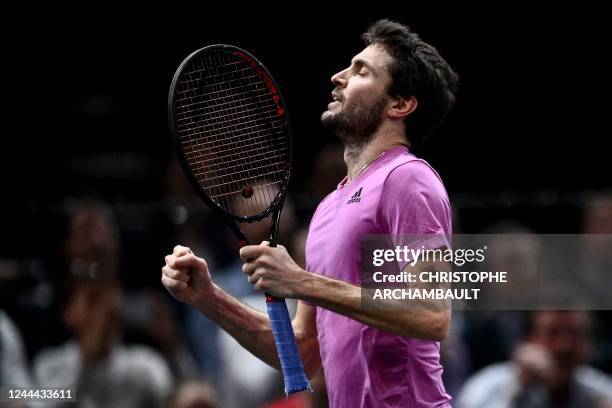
<box><xmin>344</xmin><ymin>127</ymin><xmax>408</xmax><ymax>181</ymax></box>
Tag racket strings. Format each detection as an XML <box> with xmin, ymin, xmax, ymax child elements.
<box><xmin>188</xmin><ymin>52</ymin><xmax>284</xmax><ymax>214</ymax></box>
<box><xmin>174</xmin><ymin>49</ymin><xmax>289</xmax><ymax>217</ymax></box>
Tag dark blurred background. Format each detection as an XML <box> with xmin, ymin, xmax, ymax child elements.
<box><xmin>1</xmin><ymin>6</ymin><xmax>611</xmax><ymax>408</ymax></box>
<box><xmin>3</xmin><ymin>7</ymin><xmax>610</xmax><ymax>247</ymax></box>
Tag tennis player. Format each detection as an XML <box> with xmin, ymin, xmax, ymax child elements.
<box><xmin>162</xmin><ymin>19</ymin><xmax>458</xmax><ymax>407</ymax></box>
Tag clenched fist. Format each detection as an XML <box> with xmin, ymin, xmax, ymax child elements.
<box><xmin>161</xmin><ymin>245</ymin><xmax>213</xmax><ymax>307</ymax></box>
<box><xmin>239</xmin><ymin>241</ymin><xmax>307</xmax><ymax>298</ymax></box>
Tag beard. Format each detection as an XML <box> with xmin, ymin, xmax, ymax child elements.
<box><xmin>321</xmin><ymin>93</ymin><xmax>388</xmax><ymax>147</ymax></box>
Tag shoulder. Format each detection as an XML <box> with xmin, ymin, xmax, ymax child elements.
<box><xmin>375</xmin><ymin>155</ymin><xmax>451</xmax><ymax>234</ymax></box>
<box><xmin>0</xmin><ymin>311</ymin><xmax>32</xmax><ymax>387</ymax></box>
<box><xmin>575</xmin><ymin>365</ymin><xmax>612</xmax><ymax>399</ymax></box>
<box><xmin>119</xmin><ymin>345</ymin><xmax>170</xmax><ymax>373</ymax></box>
<box><xmin>383</xmin><ymin>157</ymin><xmax>447</xmax><ymax>199</ymax></box>
<box><xmin>118</xmin><ymin>345</ymin><xmax>173</xmax><ymax>389</ymax></box>
<box><xmin>34</xmin><ymin>341</ymin><xmax>79</xmax><ymax>367</ymax></box>
<box><xmin>456</xmin><ymin>362</ymin><xmax>517</xmax><ymax>408</ymax></box>
<box><xmin>311</xmin><ymin>189</ymin><xmax>337</xmax><ymax>221</ymax></box>
<box><xmin>0</xmin><ymin>310</ymin><xmax>26</xmax><ymax>354</ymax></box>
<box><xmin>377</xmin><ymin>155</ymin><xmax>450</xmax><ymax>216</ymax></box>
<box><xmin>33</xmin><ymin>341</ymin><xmax>80</xmax><ymax>386</ymax></box>
<box><xmin>317</xmin><ymin>189</ymin><xmax>337</xmax><ymax>207</ymax></box>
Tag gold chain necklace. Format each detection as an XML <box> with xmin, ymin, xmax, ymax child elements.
<box><xmin>353</xmin><ymin>151</ymin><xmax>386</xmax><ymax>180</ymax></box>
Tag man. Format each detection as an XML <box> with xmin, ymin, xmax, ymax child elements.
<box><xmin>35</xmin><ymin>202</ymin><xmax>173</xmax><ymax>407</ymax></box>
<box><xmin>162</xmin><ymin>19</ymin><xmax>458</xmax><ymax>407</ymax></box>
<box><xmin>456</xmin><ymin>310</ymin><xmax>612</xmax><ymax>408</ymax></box>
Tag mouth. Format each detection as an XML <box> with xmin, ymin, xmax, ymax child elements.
<box><xmin>326</xmin><ymin>91</ymin><xmax>343</xmax><ymax>112</ymax></box>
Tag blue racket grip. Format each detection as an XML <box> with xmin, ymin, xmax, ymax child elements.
<box><xmin>266</xmin><ymin>296</ymin><xmax>311</xmax><ymax>395</ymax></box>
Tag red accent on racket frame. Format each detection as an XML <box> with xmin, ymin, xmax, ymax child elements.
<box><xmin>233</xmin><ymin>51</ymin><xmax>286</xmax><ymax>117</ymax></box>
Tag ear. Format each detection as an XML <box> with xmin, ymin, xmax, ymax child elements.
<box><xmin>388</xmin><ymin>95</ymin><xmax>417</xmax><ymax>119</ymax></box>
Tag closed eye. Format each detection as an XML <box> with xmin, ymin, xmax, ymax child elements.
<box><xmin>351</xmin><ymin>59</ymin><xmax>374</xmax><ymax>78</ymax></box>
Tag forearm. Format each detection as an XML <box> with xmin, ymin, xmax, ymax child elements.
<box><xmin>298</xmin><ymin>272</ymin><xmax>450</xmax><ymax>341</ymax></box>
<box><xmin>194</xmin><ymin>284</ymin><xmax>319</xmax><ymax>374</ymax></box>
<box><xmin>194</xmin><ymin>284</ymin><xmax>281</xmax><ymax>368</ymax></box>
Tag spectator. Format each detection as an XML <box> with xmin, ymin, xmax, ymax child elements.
<box><xmin>33</xmin><ymin>201</ymin><xmax>173</xmax><ymax>407</ymax></box>
<box><xmin>457</xmin><ymin>310</ymin><xmax>612</xmax><ymax>408</ymax></box>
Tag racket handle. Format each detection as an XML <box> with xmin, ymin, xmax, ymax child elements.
<box><xmin>266</xmin><ymin>296</ymin><xmax>311</xmax><ymax>395</ymax></box>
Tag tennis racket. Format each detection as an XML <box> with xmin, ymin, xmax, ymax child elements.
<box><xmin>168</xmin><ymin>44</ymin><xmax>309</xmax><ymax>395</ymax></box>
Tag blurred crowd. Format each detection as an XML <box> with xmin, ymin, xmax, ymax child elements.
<box><xmin>1</xmin><ymin>144</ymin><xmax>611</xmax><ymax>408</ymax></box>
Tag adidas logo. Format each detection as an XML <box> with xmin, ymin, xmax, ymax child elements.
<box><xmin>346</xmin><ymin>187</ymin><xmax>363</xmax><ymax>204</ymax></box>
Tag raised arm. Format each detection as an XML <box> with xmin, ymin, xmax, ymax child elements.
<box><xmin>161</xmin><ymin>245</ymin><xmax>321</xmax><ymax>377</ymax></box>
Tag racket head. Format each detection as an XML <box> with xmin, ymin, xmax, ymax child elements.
<box><xmin>168</xmin><ymin>44</ymin><xmax>292</xmax><ymax>223</ymax></box>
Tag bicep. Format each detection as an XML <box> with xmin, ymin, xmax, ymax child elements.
<box><xmin>401</xmin><ymin>259</ymin><xmax>452</xmax><ymax>340</ymax></box>
<box><xmin>402</xmin><ymin>257</ymin><xmax>452</xmax><ymax>309</ymax></box>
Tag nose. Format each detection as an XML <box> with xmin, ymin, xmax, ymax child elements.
<box><xmin>331</xmin><ymin>67</ymin><xmax>348</xmax><ymax>88</ymax></box>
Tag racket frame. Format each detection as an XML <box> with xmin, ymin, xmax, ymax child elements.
<box><xmin>168</xmin><ymin>44</ymin><xmax>293</xmax><ymax>239</ymax></box>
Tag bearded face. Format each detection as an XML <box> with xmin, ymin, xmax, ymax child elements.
<box><xmin>321</xmin><ymin>45</ymin><xmax>395</xmax><ymax>147</ymax></box>
<box><xmin>321</xmin><ymin>91</ymin><xmax>389</xmax><ymax>147</ymax></box>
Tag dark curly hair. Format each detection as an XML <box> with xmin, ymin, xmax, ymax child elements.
<box><xmin>362</xmin><ymin>19</ymin><xmax>459</xmax><ymax>145</ymax></box>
